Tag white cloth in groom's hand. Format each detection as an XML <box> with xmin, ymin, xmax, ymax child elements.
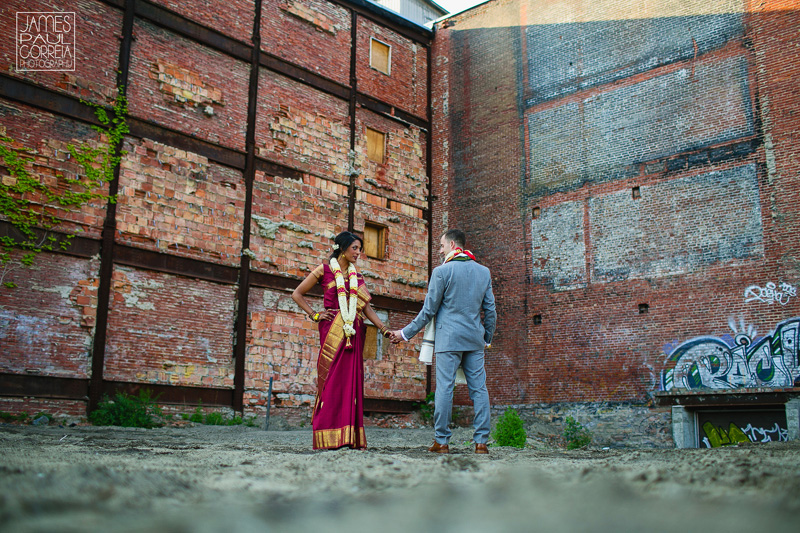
<box><xmin>419</xmin><ymin>317</ymin><xmax>466</xmax><ymax>384</ymax></box>
<box><xmin>419</xmin><ymin>318</ymin><xmax>435</xmax><ymax>365</ymax></box>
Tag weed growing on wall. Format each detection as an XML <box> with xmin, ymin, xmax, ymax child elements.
<box><xmin>491</xmin><ymin>408</ymin><xmax>527</xmax><ymax>448</ymax></box>
<box><xmin>0</xmin><ymin>91</ymin><xmax>128</xmax><ymax>288</ymax></box>
<box><xmin>563</xmin><ymin>415</ymin><xmax>592</xmax><ymax>450</ymax></box>
<box><xmin>89</xmin><ymin>389</ymin><xmax>164</xmax><ymax>428</ymax></box>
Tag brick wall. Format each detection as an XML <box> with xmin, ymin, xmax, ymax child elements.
<box><xmin>431</xmin><ymin>0</ymin><xmax>800</xmax><ymax>432</ymax></box>
<box><xmin>1</xmin><ymin>0</ymin><xmax>432</xmax><ymax>419</ymax></box>
<box><xmin>103</xmin><ymin>265</ymin><xmax>237</xmax><ymax>387</ymax></box>
<box><xmin>127</xmin><ymin>19</ymin><xmax>250</xmax><ymax>151</ymax></box>
<box><xmin>262</xmin><ymin>0</ymin><xmax>352</xmax><ymax>86</ymax></box>
<box><xmin>356</xmin><ymin>17</ymin><xmax>428</xmax><ymax>118</ymax></box>
<box><xmin>1</xmin><ymin>0</ymin><xmax>122</xmax><ymax>106</ymax></box>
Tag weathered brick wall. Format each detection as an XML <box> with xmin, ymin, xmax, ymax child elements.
<box><xmin>117</xmin><ymin>138</ymin><xmax>245</xmax><ymax>265</ymax></box>
<box><xmin>262</xmin><ymin>0</ymin><xmax>352</xmax><ymax>86</ymax></box>
<box><xmin>356</xmin><ymin>17</ymin><xmax>428</xmax><ymax>118</ymax></box>
<box><xmin>103</xmin><ymin>265</ymin><xmax>237</xmax><ymax>387</ymax></box>
<box><xmin>151</xmin><ymin>0</ymin><xmax>255</xmax><ymax>42</ymax></box>
<box><xmin>0</xmin><ymin>0</ymin><xmax>122</xmax><ymax>106</ymax></box>
<box><xmin>127</xmin><ymin>19</ymin><xmax>250</xmax><ymax>151</ymax></box>
<box><xmin>0</xmin><ymin>251</ymin><xmax>98</xmax><ymax>378</ymax></box>
<box><xmin>1</xmin><ymin>0</ymin><xmax>432</xmax><ymax>419</ymax></box>
<box><xmin>255</xmin><ymin>70</ymin><xmax>351</xmax><ymax>181</ymax></box>
<box><xmin>432</xmin><ymin>0</ymin><xmax>800</xmax><ymax>423</ymax></box>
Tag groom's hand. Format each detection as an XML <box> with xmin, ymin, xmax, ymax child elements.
<box><xmin>388</xmin><ymin>330</ymin><xmax>404</xmax><ymax>344</ymax></box>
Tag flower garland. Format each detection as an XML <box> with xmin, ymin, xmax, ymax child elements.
<box><xmin>330</xmin><ymin>257</ymin><xmax>358</xmax><ymax>347</ymax></box>
<box><xmin>443</xmin><ymin>247</ymin><xmax>476</xmax><ymax>263</ymax></box>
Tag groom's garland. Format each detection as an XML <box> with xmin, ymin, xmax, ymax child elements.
<box><xmin>443</xmin><ymin>247</ymin><xmax>475</xmax><ymax>264</ymax></box>
<box><xmin>330</xmin><ymin>258</ymin><xmax>359</xmax><ymax>347</ymax></box>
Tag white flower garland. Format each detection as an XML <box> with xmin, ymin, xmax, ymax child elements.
<box><xmin>330</xmin><ymin>258</ymin><xmax>358</xmax><ymax>340</ymax></box>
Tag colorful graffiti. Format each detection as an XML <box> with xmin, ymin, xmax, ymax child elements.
<box><xmin>662</xmin><ymin>317</ymin><xmax>800</xmax><ymax>390</ymax></box>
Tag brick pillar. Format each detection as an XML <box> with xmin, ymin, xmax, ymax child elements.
<box><xmin>671</xmin><ymin>406</ymin><xmax>696</xmax><ymax>448</ymax></box>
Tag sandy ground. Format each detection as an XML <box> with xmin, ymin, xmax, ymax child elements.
<box><xmin>1</xmin><ymin>424</ymin><xmax>799</xmax><ymax>533</ymax></box>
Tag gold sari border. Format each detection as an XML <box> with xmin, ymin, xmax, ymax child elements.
<box><xmin>313</xmin><ymin>425</ymin><xmax>367</xmax><ymax>449</ymax></box>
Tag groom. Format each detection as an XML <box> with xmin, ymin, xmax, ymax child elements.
<box><xmin>390</xmin><ymin>229</ymin><xmax>496</xmax><ymax>454</ymax></box>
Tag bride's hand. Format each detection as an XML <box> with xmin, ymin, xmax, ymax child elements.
<box><xmin>318</xmin><ymin>309</ymin><xmax>337</xmax><ymax>321</ymax></box>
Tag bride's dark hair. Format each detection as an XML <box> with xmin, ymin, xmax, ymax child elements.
<box><xmin>330</xmin><ymin>231</ymin><xmax>364</xmax><ymax>259</ymax></box>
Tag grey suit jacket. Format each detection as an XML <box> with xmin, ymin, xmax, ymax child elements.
<box><xmin>402</xmin><ymin>259</ymin><xmax>496</xmax><ymax>352</ymax></box>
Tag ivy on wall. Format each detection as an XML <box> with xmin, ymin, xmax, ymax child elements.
<box><xmin>0</xmin><ymin>92</ymin><xmax>128</xmax><ymax>288</ymax></box>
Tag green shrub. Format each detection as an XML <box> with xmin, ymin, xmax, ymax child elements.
<box><xmin>563</xmin><ymin>415</ymin><xmax>592</xmax><ymax>450</ymax></box>
<box><xmin>89</xmin><ymin>390</ymin><xmax>164</xmax><ymax>428</ymax></box>
<box><xmin>204</xmin><ymin>412</ymin><xmax>224</xmax><ymax>425</ymax></box>
<box><xmin>491</xmin><ymin>408</ymin><xmax>527</xmax><ymax>448</ymax></box>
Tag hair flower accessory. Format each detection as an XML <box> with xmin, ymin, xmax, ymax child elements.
<box><xmin>333</xmin><ymin>244</ymin><xmax>340</xmax><ymax>250</ymax></box>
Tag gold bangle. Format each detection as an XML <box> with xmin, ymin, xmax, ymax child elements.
<box><xmin>311</xmin><ymin>312</ymin><xmax>320</xmax><ymax>322</ymax></box>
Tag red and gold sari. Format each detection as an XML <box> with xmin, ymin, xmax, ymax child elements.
<box><xmin>311</xmin><ymin>262</ymin><xmax>371</xmax><ymax>450</ymax></box>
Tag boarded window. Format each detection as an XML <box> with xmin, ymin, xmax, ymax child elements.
<box><xmin>364</xmin><ymin>325</ymin><xmax>379</xmax><ymax>360</ymax></box>
<box><xmin>370</xmin><ymin>38</ymin><xmax>391</xmax><ymax>75</ymax></box>
<box><xmin>363</xmin><ymin>222</ymin><xmax>386</xmax><ymax>260</ymax></box>
<box><xmin>366</xmin><ymin>127</ymin><xmax>385</xmax><ymax>164</ymax></box>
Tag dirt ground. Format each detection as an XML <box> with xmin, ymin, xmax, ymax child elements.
<box><xmin>1</xmin><ymin>423</ymin><xmax>799</xmax><ymax>533</ymax></box>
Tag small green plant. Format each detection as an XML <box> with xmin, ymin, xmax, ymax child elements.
<box><xmin>414</xmin><ymin>391</ymin><xmax>435</xmax><ymax>424</ymax></box>
<box><xmin>189</xmin><ymin>403</ymin><xmax>204</xmax><ymax>423</ymax></box>
<box><xmin>491</xmin><ymin>408</ymin><xmax>527</xmax><ymax>448</ymax></box>
<box><xmin>227</xmin><ymin>415</ymin><xmax>244</xmax><ymax>426</ymax></box>
<box><xmin>0</xmin><ymin>411</ymin><xmax>29</xmax><ymax>423</ymax></box>
<box><xmin>204</xmin><ymin>412</ymin><xmax>224</xmax><ymax>425</ymax></box>
<box><xmin>89</xmin><ymin>389</ymin><xmax>164</xmax><ymax>428</ymax></box>
<box><xmin>244</xmin><ymin>417</ymin><xmax>257</xmax><ymax>427</ymax></box>
<box><xmin>563</xmin><ymin>415</ymin><xmax>592</xmax><ymax>450</ymax></box>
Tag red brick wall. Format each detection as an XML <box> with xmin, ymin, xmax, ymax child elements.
<box><xmin>0</xmin><ymin>251</ymin><xmax>98</xmax><ymax>378</ymax></box>
<box><xmin>261</xmin><ymin>0</ymin><xmax>352</xmax><ymax>86</ymax></box>
<box><xmin>356</xmin><ymin>17</ymin><xmax>428</xmax><ymax>118</ymax></box>
<box><xmin>117</xmin><ymin>138</ymin><xmax>245</xmax><ymax>266</ymax></box>
<box><xmin>127</xmin><ymin>19</ymin><xmax>250</xmax><ymax>151</ymax></box>
<box><xmin>431</xmin><ymin>0</ymin><xmax>800</xmax><ymax>410</ymax></box>
<box><xmin>150</xmin><ymin>0</ymin><xmax>255</xmax><ymax>42</ymax></box>
<box><xmin>254</xmin><ymin>70</ymin><xmax>351</xmax><ymax>181</ymax></box>
<box><xmin>0</xmin><ymin>103</ymin><xmax>110</xmax><ymax>240</ymax></box>
<box><xmin>103</xmin><ymin>265</ymin><xmax>237</xmax><ymax>387</ymax></box>
<box><xmin>249</xmin><ymin>170</ymin><xmax>349</xmax><ymax>278</ymax></box>
<box><xmin>1</xmin><ymin>0</ymin><xmax>432</xmax><ymax>418</ymax></box>
<box><xmin>0</xmin><ymin>0</ymin><xmax>122</xmax><ymax>105</ymax></box>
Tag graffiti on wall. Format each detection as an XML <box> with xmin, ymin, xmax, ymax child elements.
<box><xmin>662</xmin><ymin>317</ymin><xmax>800</xmax><ymax>390</ymax></box>
<box><xmin>744</xmin><ymin>281</ymin><xmax>796</xmax><ymax>306</ymax></box>
<box><xmin>697</xmin><ymin>408</ymin><xmax>788</xmax><ymax>448</ymax></box>
<box><xmin>701</xmin><ymin>421</ymin><xmax>788</xmax><ymax>448</ymax></box>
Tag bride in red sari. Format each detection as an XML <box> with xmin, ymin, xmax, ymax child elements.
<box><xmin>292</xmin><ymin>231</ymin><xmax>391</xmax><ymax>450</ymax></box>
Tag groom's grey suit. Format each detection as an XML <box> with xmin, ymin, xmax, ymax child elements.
<box><xmin>402</xmin><ymin>257</ymin><xmax>496</xmax><ymax>445</ymax></box>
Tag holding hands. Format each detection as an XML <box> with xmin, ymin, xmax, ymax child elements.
<box><xmin>388</xmin><ymin>330</ymin><xmax>405</xmax><ymax>344</ymax></box>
